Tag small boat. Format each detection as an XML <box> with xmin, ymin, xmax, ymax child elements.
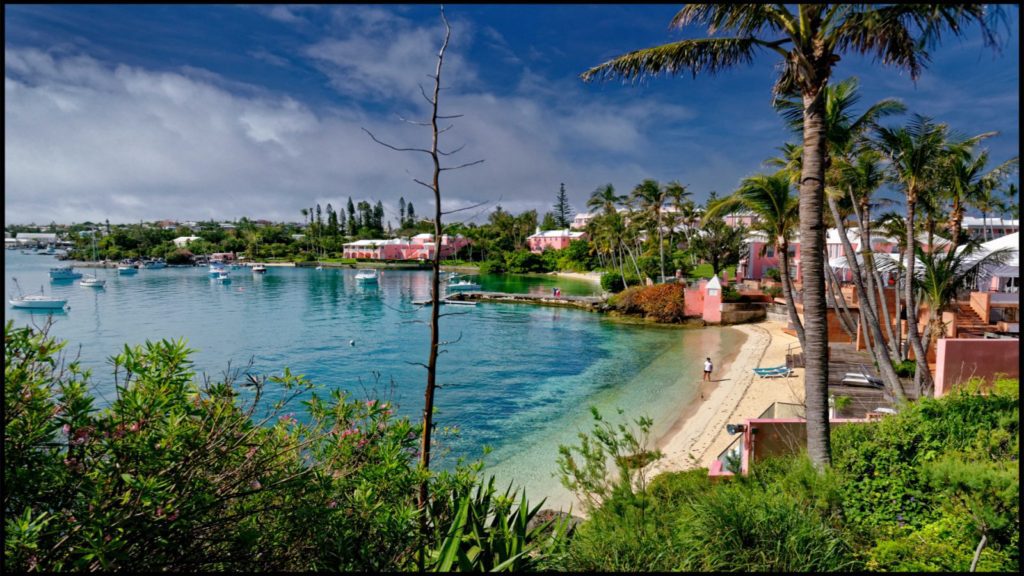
<box><xmin>443</xmin><ymin>298</ymin><xmax>477</xmax><ymax>306</ymax></box>
<box><xmin>49</xmin><ymin>265</ymin><xmax>83</xmax><ymax>280</ymax></box>
<box><xmin>10</xmin><ymin>294</ymin><xmax>69</xmax><ymax>310</ymax></box>
<box><xmin>142</xmin><ymin>258</ymin><xmax>167</xmax><ymax>269</ymax></box>
<box><xmin>80</xmin><ymin>276</ymin><xmax>106</xmax><ymax>288</ymax></box>
<box><xmin>446</xmin><ymin>280</ymin><xmax>481</xmax><ymax>292</ymax></box>
<box><xmin>9</xmin><ymin>279</ymin><xmax>68</xmax><ymax>310</ymax></box>
<box><xmin>209</xmin><ymin>262</ymin><xmax>227</xmax><ymax>277</ymax></box>
<box><xmin>355</xmin><ymin>269</ymin><xmax>379</xmax><ymax>283</ymax></box>
<box><xmin>211</xmin><ymin>270</ymin><xmax>231</xmax><ymax>283</ymax></box>
<box><xmin>117</xmin><ymin>262</ymin><xmax>138</xmax><ymax>275</ymax></box>
<box><xmin>252</xmin><ymin>264</ymin><xmax>267</xmax><ymax>274</ymax></box>
<box><xmin>315</xmin><ymin>265</ymin><xmax>324</xmax><ymax>271</ymax></box>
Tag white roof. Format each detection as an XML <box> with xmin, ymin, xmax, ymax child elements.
<box><xmin>962</xmin><ymin>216</ymin><xmax>1019</xmax><ymax>228</ymax></box>
<box><xmin>975</xmin><ymin>232</ymin><xmax>1019</xmax><ymax>268</ymax></box>
<box><xmin>528</xmin><ymin>229</ymin><xmax>585</xmax><ymax>239</ymax></box>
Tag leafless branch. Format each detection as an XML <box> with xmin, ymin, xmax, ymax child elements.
<box><xmin>437</xmin><ymin>124</ymin><xmax>456</xmax><ymax>136</ymax></box>
<box><xmin>362</xmin><ymin>127</ymin><xmax>432</xmax><ymax>155</ymax></box>
<box><xmin>405</xmin><ymin>361</ymin><xmax>429</xmax><ymax>370</ymax></box>
<box><xmin>441</xmin><ymin>199</ymin><xmax>490</xmax><ymax>216</ymax></box>
<box><xmin>412</xmin><ymin>178</ymin><xmax>436</xmax><ymax>191</ymax></box>
<box><xmin>440</xmin><ymin>159</ymin><xmax>485</xmax><ymax>172</ymax></box>
<box><xmin>437</xmin><ymin>142</ymin><xmax>464</xmax><ymax>155</ymax></box>
<box><xmin>419</xmin><ymin>84</ymin><xmax>435</xmax><ymax>105</ymax></box>
<box><xmin>436</xmin><ymin>113</ymin><xmax>464</xmax><ymax>119</ymax></box>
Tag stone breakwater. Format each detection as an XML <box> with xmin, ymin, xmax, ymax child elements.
<box><xmin>447</xmin><ymin>291</ymin><xmax>607</xmax><ymax>312</ymax></box>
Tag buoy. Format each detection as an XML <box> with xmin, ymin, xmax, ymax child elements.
<box><xmin>349</xmin><ymin>340</ymin><xmax>355</xmax><ymax>346</ymax></box>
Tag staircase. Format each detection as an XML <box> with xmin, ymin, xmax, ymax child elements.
<box><xmin>954</xmin><ymin>302</ymin><xmax>990</xmax><ymax>338</ymax></box>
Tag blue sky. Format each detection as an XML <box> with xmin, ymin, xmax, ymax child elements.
<box><xmin>4</xmin><ymin>4</ymin><xmax>1019</xmax><ymax>226</ymax></box>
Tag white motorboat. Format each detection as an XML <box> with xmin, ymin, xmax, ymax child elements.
<box><xmin>49</xmin><ymin>265</ymin><xmax>83</xmax><ymax>280</ymax></box>
<box><xmin>142</xmin><ymin>258</ymin><xmax>167</xmax><ymax>269</ymax></box>
<box><xmin>80</xmin><ymin>276</ymin><xmax>106</xmax><ymax>288</ymax></box>
<box><xmin>446</xmin><ymin>280</ymin><xmax>481</xmax><ymax>292</ymax></box>
<box><xmin>209</xmin><ymin>262</ymin><xmax>227</xmax><ymax>277</ymax></box>
<box><xmin>252</xmin><ymin>264</ymin><xmax>267</xmax><ymax>274</ymax></box>
<box><xmin>117</xmin><ymin>262</ymin><xmax>138</xmax><ymax>275</ymax></box>
<box><xmin>355</xmin><ymin>269</ymin><xmax>379</xmax><ymax>283</ymax></box>
<box><xmin>211</xmin><ymin>270</ymin><xmax>231</xmax><ymax>283</ymax></box>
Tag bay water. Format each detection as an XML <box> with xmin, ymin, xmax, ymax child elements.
<box><xmin>4</xmin><ymin>251</ymin><xmax>743</xmax><ymax>508</ymax></box>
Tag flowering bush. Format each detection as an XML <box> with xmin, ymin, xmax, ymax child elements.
<box><xmin>609</xmin><ymin>284</ymin><xmax>687</xmax><ymax>323</ymax></box>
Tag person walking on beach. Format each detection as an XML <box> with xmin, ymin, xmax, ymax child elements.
<box><xmin>703</xmin><ymin>357</ymin><xmax>713</xmax><ymax>382</ymax></box>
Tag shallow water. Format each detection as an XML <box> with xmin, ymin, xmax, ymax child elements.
<box><xmin>4</xmin><ymin>252</ymin><xmax>742</xmax><ymax>505</ymax></box>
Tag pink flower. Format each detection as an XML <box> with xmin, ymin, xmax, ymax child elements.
<box><xmin>62</xmin><ymin>424</ymin><xmax>71</xmax><ymax>435</ymax></box>
<box><xmin>250</xmin><ymin>480</ymin><xmax>262</xmax><ymax>490</ymax></box>
<box><xmin>156</xmin><ymin>507</ymin><xmax>164</xmax><ymax>517</ymax></box>
<box><xmin>366</xmin><ymin>400</ymin><xmax>377</xmax><ymax>408</ymax></box>
<box><xmin>357</xmin><ymin>438</ymin><xmax>369</xmax><ymax>448</ymax></box>
<box><xmin>340</xmin><ymin>428</ymin><xmax>359</xmax><ymax>439</ymax></box>
<box><xmin>167</xmin><ymin>511</ymin><xmax>178</xmax><ymax>521</ymax></box>
<box><xmin>128</xmin><ymin>422</ymin><xmax>140</xmax><ymax>432</ymax></box>
<box><xmin>327</xmin><ymin>500</ymin><xmax>338</xmax><ymax>509</ymax></box>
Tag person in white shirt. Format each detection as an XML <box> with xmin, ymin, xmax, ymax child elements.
<box><xmin>703</xmin><ymin>357</ymin><xmax>713</xmax><ymax>382</ymax></box>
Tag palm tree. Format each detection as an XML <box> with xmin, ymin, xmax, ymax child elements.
<box><xmin>942</xmin><ymin>148</ymin><xmax>1018</xmax><ymax>244</ymax></box>
<box><xmin>632</xmin><ymin>179</ymin><xmax>670</xmax><ymax>283</ymax></box>
<box><xmin>775</xmin><ymin>77</ymin><xmax>908</xmax><ymax>397</ymax></box>
<box><xmin>871</xmin><ymin>115</ymin><xmax>990</xmax><ymax>395</ymax></box>
<box><xmin>582</xmin><ymin>4</ymin><xmax>1002</xmax><ymax>468</ymax></box>
<box><xmin>706</xmin><ymin>172</ymin><xmax>805</xmax><ymax>348</ymax></box>
<box><xmin>916</xmin><ymin>240</ymin><xmax>1013</xmax><ymax>358</ymax></box>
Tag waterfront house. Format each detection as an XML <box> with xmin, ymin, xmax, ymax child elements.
<box><xmin>962</xmin><ymin>216</ymin><xmax>1019</xmax><ymax>241</ymax></box>
<box><xmin>342</xmin><ymin>234</ymin><xmax>469</xmax><ymax>260</ymax></box>
<box><xmin>15</xmin><ymin>232</ymin><xmax>59</xmax><ymax>247</ymax></box>
<box><xmin>526</xmin><ymin>228</ymin><xmax>586</xmax><ymax>253</ymax></box>
<box><xmin>173</xmin><ymin>236</ymin><xmax>201</xmax><ymax>248</ymax></box>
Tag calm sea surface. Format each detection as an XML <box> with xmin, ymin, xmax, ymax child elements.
<box><xmin>4</xmin><ymin>252</ymin><xmax>744</xmax><ymax>508</ymax></box>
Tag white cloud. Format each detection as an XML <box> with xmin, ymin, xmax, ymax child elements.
<box><xmin>4</xmin><ymin>13</ymin><xmax>769</xmax><ymax>226</ymax></box>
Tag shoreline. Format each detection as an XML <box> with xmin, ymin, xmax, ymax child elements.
<box><xmin>647</xmin><ymin>320</ymin><xmax>802</xmax><ymax>477</ymax></box>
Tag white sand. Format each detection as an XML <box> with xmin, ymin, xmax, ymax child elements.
<box><xmin>649</xmin><ymin>320</ymin><xmax>804</xmax><ymax>475</ymax></box>
<box><xmin>551</xmin><ymin>271</ymin><xmax>603</xmax><ymax>285</ymax></box>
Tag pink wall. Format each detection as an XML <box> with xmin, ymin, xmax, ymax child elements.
<box><xmin>934</xmin><ymin>339</ymin><xmax>1020</xmax><ymax>396</ymax></box>
<box><xmin>684</xmin><ymin>280</ymin><xmax>706</xmax><ymax>317</ymax></box>
<box><xmin>702</xmin><ymin>287</ymin><xmax>722</xmax><ymax>323</ymax></box>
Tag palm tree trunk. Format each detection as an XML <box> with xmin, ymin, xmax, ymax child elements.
<box><xmin>657</xmin><ymin>210</ymin><xmax>666</xmax><ymax>283</ymax></box>
<box><xmin>829</xmin><ymin>195</ymin><xmax>904</xmax><ymax>398</ymax></box>
<box><xmin>855</xmin><ymin>199</ymin><xmax>899</xmax><ymax>359</ymax></box>
<box><xmin>799</xmin><ymin>89</ymin><xmax>831</xmax><ymax>469</ymax></box>
<box><xmin>779</xmin><ymin>241</ymin><xmax>806</xmax><ymax>349</ymax></box>
<box><xmin>893</xmin><ymin>266</ymin><xmax>904</xmax><ymax>359</ymax></box>
<box><xmin>824</xmin><ymin>252</ymin><xmax>857</xmax><ymax>340</ymax></box>
<box><xmin>904</xmin><ymin>194</ymin><xmax>934</xmax><ymax>396</ymax></box>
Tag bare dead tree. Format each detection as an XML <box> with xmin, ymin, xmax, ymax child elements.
<box><xmin>361</xmin><ymin>5</ymin><xmax>483</xmax><ymax>566</ymax></box>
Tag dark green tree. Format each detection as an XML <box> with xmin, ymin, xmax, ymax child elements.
<box><xmin>554</xmin><ymin>183</ymin><xmax>572</xmax><ymax>228</ymax></box>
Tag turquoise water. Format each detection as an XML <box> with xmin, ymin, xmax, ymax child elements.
<box><xmin>4</xmin><ymin>252</ymin><xmax>743</xmax><ymax>507</ymax></box>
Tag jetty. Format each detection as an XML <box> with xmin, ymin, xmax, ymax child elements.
<box><xmin>441</xmin><ymin>291</ymin><xmax>607</xmax><ymax>311</ymax></box>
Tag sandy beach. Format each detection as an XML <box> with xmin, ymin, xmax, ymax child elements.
<box><xmin>648</xmin><ymin>319</ymin><xmax>803</xmax><ymax>476</ymax></box>
<box><xmin>551</xmin><ymin>271</ymin><xmax>603</xmax><ymax>285</ymax></box>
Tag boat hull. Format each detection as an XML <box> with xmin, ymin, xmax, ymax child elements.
<box><xmin>10</xmin><ymin>297</ymin><xmax>67</xmax><ymax>309</ymax></box>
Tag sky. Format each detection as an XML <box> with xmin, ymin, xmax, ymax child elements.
<box><xmin>4</xmin><ymin>4</ymin><xmax>1019</xmax><ymax>227</ymax></box>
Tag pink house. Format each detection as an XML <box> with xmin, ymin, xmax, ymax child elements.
<box><xmin>527</xmin><ymin>228</ymin><xmax>586</xmax><ymax>254</ymax></box>
<box><xmin>342</xmin><ymin>234</ymin><xmax>469</xmax><ymax>260</ymax></box>
<box><xmin>737</xmin><ymin>232</ymin><xmax>802</xmax><ymax>282</ymax></box>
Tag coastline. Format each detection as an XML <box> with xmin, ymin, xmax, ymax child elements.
<box><xmin>550</xmin><ymin>271</ymin><xmax>603</xmax><ymax>285</ymax></box>
<box><xmin>647</xmin><ymin>320</ymin><xmax>803</xmax><ymax>477</ymax></box>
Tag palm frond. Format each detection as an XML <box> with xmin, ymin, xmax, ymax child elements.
<box><xmin>581</xmin><ymin>37</ymin><xmax>762</xmax><ymax>83</ymax></box>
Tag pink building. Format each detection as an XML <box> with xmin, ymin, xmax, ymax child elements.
<box><xmin>342</xmin><ymin>234</ymin><xmax>470</xmax><ymax>260</ymax></box>
<box><xmin>723</xmin><ymin>211</ymin><xmax>759</xmax><ymax>228</ymax></box>
<box><xmin>737</xmin><ymin>232</ymin><xmax>802</xmax><ymax>282</ymax></box>
<box><xmin>527</xmin><ymin>228</ymin><xmax>586</xmax><ymax>253</ymax></box>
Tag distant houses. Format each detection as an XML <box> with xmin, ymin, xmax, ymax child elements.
<box><xmin>526</xmin><ymin>228</ymin><xmax>586</xmax><ymax>254</ymax></box>
<box><xmin>173</xmin><ymin>236</ymin><xmax>202</xmax><ymax>248</ymax></box>
<box><xmin>342</xmin><ymin>234</ymin><xmax>469</xmax><ymax>260</ymax></box>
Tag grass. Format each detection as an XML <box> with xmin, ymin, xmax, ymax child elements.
<box><xmin>689</xmin><ymin>264</ymin><xmax>737</xmax><ymax>279</ymax></box>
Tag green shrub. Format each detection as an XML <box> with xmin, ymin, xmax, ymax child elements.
<box><xmin>479</xmin><ymin>258</ymin><xmax>506</xmax><ymax>275</ymax></box>
<box><xmin>764</xmin><ymin>267</ymin><xmax>782</xmax><ymax>281</ymax></box>
<box><xmin>2</xmin><ymin>322</ymin><xmax>561</xmax><ymax>572</ymax></box>
<box><xmin>600</xmin><ymin>272</ymin><xmax>640</xmax><ymax>293</ymax></box>
<box><xmin>763</xmin><ymin>285</ymin><xmax>783</xmax><ymax>299</ymax></box>
<box><xmin>892</xmin><ymin>359</ymin><xmax>916</xmax><ymax>377</ymax></box>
